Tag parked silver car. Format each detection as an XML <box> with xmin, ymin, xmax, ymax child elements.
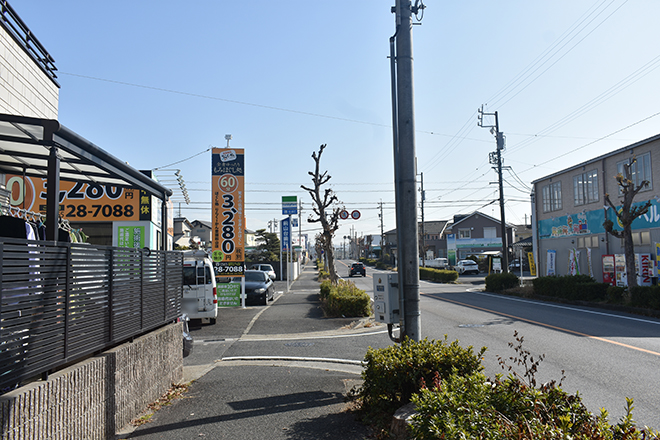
<box><xmin>250</xmin><ymin>263</ymin><xmax>277</xmax><ymax>280</ymax></box>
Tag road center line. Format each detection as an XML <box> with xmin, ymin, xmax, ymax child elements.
<box><xmin>426</xmin><ymin>294</ymin><xmax>660</xmax><ymax>357</ymax></box>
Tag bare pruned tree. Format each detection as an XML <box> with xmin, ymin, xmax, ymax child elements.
<box><xmin>603</xmin><ymin>157</ymin><xmax>652</xmax><ymax>288</ymax></box>
<box><xmin>301</xmin><ymin>144</ymin><xmax>343</xmax><ymax>284</ymax></box>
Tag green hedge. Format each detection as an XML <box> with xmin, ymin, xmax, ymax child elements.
<box><xmin>321</xmin><ymin>280</ymin><xmax>371</xmax><ymax>318</ymax></box>
<box><xmin>630</xmin><ymin>285</ymin><xmax>660</xmax><ymax>310</ymax></box>
<box><xmin>419</xmin><ymin>267</ymin><xmax>459</xmax><ymax>283</ymax></box>
<box><xmin>409</xmin><ymin>371</ymin><xmax>656</xmax><ymax>439</ymax></box>
<box><xmin>319</xmin><ymin>280</ymin><xmax>332</xmax><ymax>301</ymax></box>
<box><xmin>532</xmin><ymin>275</ymin><xmax>608</xmax><ymax>302</ymax></box>
<box><xmin>356</xmin><ymin>337</ymin><xmax>486</xmax><ymax>426</ymax></box>
<box><xmin>485</xmin><ymin>272</ymin><xmax>519</xmax><ymax>292</ymax></box>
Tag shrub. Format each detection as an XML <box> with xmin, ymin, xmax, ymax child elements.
<box><xmin>485</xmin><ymin>272</ymin><xmax>519</xmax><ymax>292</ymax></box>
<box><xmin>409</xmin><ymin>332</ymin><xmax>659</xmax><ymax>439</ymax></box>
<box><xmin>532</xmin><ymin>275</ymin><xmax>604</xmax><ymax>301</ymax></box>
<box><xmin>605</xmin><ymin>286</ymin><xmax>625</xmax><ymax>304</ymax></box>
<box><xmin>322</xmin><ymin>280</ymin><xmax>371</xmax><ymax>318</ymax></box>
<box><xmin>419</xmin><ymin>267</ymin><xmax>458</xmax><ymax>283</ymax></box>
<box><xmin>375</xmin><ymin>261</ymin><xmax>389</xmax><ymax>270</ymax></box>
<box><xmin>630</xmin><ymin>285</ymin><xmax>660</xmax><ymax>310</ymax></box>
<box><xmin>355</xmin><ymin>337</ymin><xmax>486</xmax><ymax>426</ymax></box>
<box><xmin>319</xmin><ymin>280</ymin><xmax>332</xmax><ymax>300</ymax></box>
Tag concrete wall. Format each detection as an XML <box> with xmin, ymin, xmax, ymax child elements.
<box><xmin>0</xmin><ymin>26</ymin><xmax>59</xmax><ymax>119</ymax></box>
<box><xmin>0</xmin><ymin>323</ymin><xmax>183</xmax><ymax>440</ymax></box>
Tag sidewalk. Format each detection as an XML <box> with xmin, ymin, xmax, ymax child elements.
<box><xmin>118</xmin><ymin>265</ymin><xmax>373</xmax><ymax>440</ymax></box>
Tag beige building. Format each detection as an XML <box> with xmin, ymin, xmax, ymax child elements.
<box><xmin>532</xmin><ymin>133</ymin><xmax>660</xmax><ymax>282</ymax></box>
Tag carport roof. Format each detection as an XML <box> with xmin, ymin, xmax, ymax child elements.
<box><xmin>0</xmin><ymin>113</ymin><xmax>172</xmax><ymax>200</ymax></box>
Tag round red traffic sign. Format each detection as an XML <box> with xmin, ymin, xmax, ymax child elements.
<box><xmin>339</xmin><ymin>210</ymin><xmax>349</xmax><ymax>220</ymax></box>
<box><xmin>350</xmin><ymin>210</ymin><xmax>361</xmax><ymax>220</ymax></box>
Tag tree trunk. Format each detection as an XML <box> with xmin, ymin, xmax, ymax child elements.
<box><xmin>623</xmin><ymin>225</ymin><xmax>637</xmax><ymax>288</ymax></box>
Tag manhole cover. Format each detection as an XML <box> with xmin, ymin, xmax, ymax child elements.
<box><xmin>458</xmin><ymin>324</ymin><xmax>484</xmax><ymax>328</ymax></box>
<box><xmin>284</xmin><ymin>341</ymin><xmax>315</xmax><ymax>347</ymax></box>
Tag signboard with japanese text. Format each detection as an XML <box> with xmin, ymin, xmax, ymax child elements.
<box><xmin>282</xmin><ymin>196</ymin><xmax>297</xmax><ymax>215</ymax></box>
<box><xmin>216</xmin><ymin>282</ymin><xmax>241</xmax><ymax>307</ymax></box>
<box><xmin>6</xmin><ymin>174</ymin><xmax>145</xmax><ymax>222</ymax></box>
<box><xmin>118</xmin><ymin>226</ymin><xmax>145</xmax><ymax>248</ymax></box>
<box><xmin>281</xmin><ymin>217</ymin><xmax>291</xmax><ymax>252</ymax></box>
<box><xmin>212</xmin><ymin>148</ymin><xmax>245</xmax><ymax>276</ymax></box>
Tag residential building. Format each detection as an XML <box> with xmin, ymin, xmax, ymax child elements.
<box><xmin>446</xmin><ymin>212</ymin><xmax>514</xmax><ymax>264</ymax></box>
<box><xmin>191</xmin><ymin>219</ymin><xmax>212</xmax><ymax>248</ymax></box>
<box><xmin>532</xmin><ymin>133</ymin><xmax>660</xmax><ymax>283</ymax></box>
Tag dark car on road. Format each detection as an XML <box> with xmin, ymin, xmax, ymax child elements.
<box><xmin>238</xmin><ymin>270</ymin><xmax>274</xmax><ymax>305</ymax></box>
<box><xmin>349</xmin><ymin>262</ymin><xmax>366</xmax><ymax>277</ymax></box>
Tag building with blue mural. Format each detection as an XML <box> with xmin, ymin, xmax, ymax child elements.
<box><xmin>532</xmin><ymin>133</ymin><xmax>660</xmax><ymax>283</ymax></box>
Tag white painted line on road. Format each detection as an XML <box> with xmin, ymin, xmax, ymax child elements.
<box><xmin>221</xmin><ymin>355</ymin><xmax>363</xmax><ymax>365</ymax></box>
<box><xmin>468</xmin><ymin>290</ymin><xmax>660</xmax><ymax>326</ymax></box>
<box><xmin>238</xmin><ymin>329</ymin><xmax>388</xmax><ymax>342</ymax></box>
<box><xmin>432</xmin><ymin>294</ymin><xmax>660</xmax><ymax>358</ymax></box>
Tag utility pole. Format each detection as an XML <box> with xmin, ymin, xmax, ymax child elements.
<box><xmin>391</xmin><ymin>0</ymin><xmax>423</xmax><ymax>342</ymax></box>
<box><xmin>478</xmin><ymin>106</ymin><xmax>508</xmax><ymax>272</ymax></box>
<box><xmin>419</xmin><ymin>171</ymin><xmax>425</xmax><ymax>266</ymax></box>
<box><xmin>379</xmin><ymin>200</ymin><xmax>385</xmax><ymax>261</ymax></box>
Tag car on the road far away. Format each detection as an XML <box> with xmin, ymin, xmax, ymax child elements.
<box><xmin>455</xmin><ymin>259</ymin><xmax>479</xmax><ymax>275</ymax></box>
<box><xmin>349</xmin><ymin>262</ymin><xmax>366</xmax><ymax>277</ymax></box>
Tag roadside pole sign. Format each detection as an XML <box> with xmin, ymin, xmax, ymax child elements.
<box><xmin>282</xmin><ymin>196</ymin><xmax>298</xmax><ymax>215</ymax></box>
<box><xmin>281</xmin><ymin>217</ymin><xmax>291</xmax><ymax>252</ymax></box>
<box><xmin>212</xmin><ymin>148</ymin><xmax>245</xmax><ymax>277</ymax></box>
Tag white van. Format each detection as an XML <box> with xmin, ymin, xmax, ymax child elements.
<box><xmin>182</xmin><ymin>250</ymin><xmax>218</xmax><ymax>324</ymax></box>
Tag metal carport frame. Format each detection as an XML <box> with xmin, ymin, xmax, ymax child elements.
<box><xmin>0</xmin><ymin>113</ymin><xmax>173</xmax><ymax>249</ymax></box>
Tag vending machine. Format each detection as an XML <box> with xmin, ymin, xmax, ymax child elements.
<box><xmin>602</xmin><ymin>255</ymin><xmax>615</xmax><ymax>286</ymax></box>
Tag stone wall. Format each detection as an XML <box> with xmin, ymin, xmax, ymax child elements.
<box><xmin>0</xmin><ymin>322</ymin><xmax>183</xmax><ymax>440</ymax></box>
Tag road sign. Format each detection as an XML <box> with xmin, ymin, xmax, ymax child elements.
<box><xmin>281</xmin><ymin>217</ymin><xmax>291</xmax><ymax>252</ymax></box>
<box><xmin>282</xmin><ymin>196</ymin><xmax>297</xmax><ymax>215</ymax></box>
<box><xmin>351</xmin><ymin>210</ymin><xmax>361</xmax><ymax>220</ymax></box>
<box><xmin>339</xmin><ymin>210</ymin><xmax>349</xmax><ymax>220</ymax></box>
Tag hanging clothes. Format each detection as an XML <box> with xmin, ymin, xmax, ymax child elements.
<box><xmin>0</xmin><ymin>215</ymin><xmax>28</xmax><ymax>239</ymax></box>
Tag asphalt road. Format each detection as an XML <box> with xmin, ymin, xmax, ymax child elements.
<box><xmin>336</xmin><ymin>258</ymin><xmax>660</xmax><ymax>429</ymax></box>
<box><xmin>121</xmin><ymin>260</ymin><xmax>660</xmax><ymax>438</ymax></box>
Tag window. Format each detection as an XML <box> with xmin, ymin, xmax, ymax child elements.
<box><xmin>617</xmin><ymin>153</ymin><xmax>652</xmax><ymax>193</ymax></box>
<box><xmin>542</xmin><ymin>181</ymin><xmax>562</xmax><ymax>213</ymax></box>
<box><xmin>577</xmin><ymin>235</ymin><xmax>600</xmax><ymax>248</ymax></box>
<box><xmin>483</xmin><ymin>227</ymin><xmax>497</xmax><ymax>238</ymax></box>
<box><xmin>573</xmin><ymin>169</ymin><xmax>599</xmax><ymax>206</ymax></box>
<box><xmin>458</xmin><ymin>229</ymin><xmax>471</xmax><ymax>239</ymax></box>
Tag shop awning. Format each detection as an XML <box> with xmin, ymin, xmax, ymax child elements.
<box><xmin>0</xmin><ymin>113</ymin><xmax>172</xmax><ymax>244</ymax></box>
<box><xmin>0</xmin><ymin>113</ymin><xmax>171</xmax><ymax>199</ymax></box>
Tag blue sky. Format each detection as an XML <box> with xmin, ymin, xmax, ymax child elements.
<box><xmin>15</xmin><ymin>1</ymin><xmax>660</xmax><ymax>246</ymax></box>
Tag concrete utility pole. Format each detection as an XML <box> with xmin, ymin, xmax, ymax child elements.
<box><xmin>391</xmin><ymin>0</ymin><xmax>423</xmax><ymax>342</ymax></box>
<box><xmin>478</xmin><ymin>106</ymin><xmax>508</xmax><ymax>272</ymax></box>
<box><xmin>419</xmin><ymin>171</ymin><xmax>425</xmax><ymax>266</ymax></box>
<box><xmin>379</xmin><ymin>200</ymin><xmax>385</xmax><ymax>261</ymax></box>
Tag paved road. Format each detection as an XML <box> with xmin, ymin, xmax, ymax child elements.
<box><xmin>336</xmin><ymin>259</ymin><xmax>660</xmax><ymax>429</ymax></box>
<box><xmin>119</xmin><ymin>260</ymin><xmax>660</xmax><ymax>438</ymax></box>
<box><xmin>118</xmin><ymin>264</ymin><xmax>390</xmax><ymax>440</ymax></box>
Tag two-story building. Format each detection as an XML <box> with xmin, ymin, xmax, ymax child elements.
<box><xmin>532</xmin><ymin>133</ymin><xmax>660</xmax><ymax>283</ymax></box>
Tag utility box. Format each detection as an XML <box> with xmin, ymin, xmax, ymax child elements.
<box><xmin>373</xmin><ymin>273</ymin><xmax>399</xmax><ymax>324</ymax></box>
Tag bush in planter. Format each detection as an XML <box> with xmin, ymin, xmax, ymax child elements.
<box><xmin>630</xmin><ymin>285</ymin><xmax>660</xmax><ymax>309</ymax></box>
<box><xmin>485</xmin><ymin>272</ymin><xmax>519</xmax><ymax>292</ymax></box>
<box><xmin>322</xmin><ymin>280</ymin><xmax>371</xmax><ymax>318</ymax></box>
<box><xmin>419</xmin><ymin>267</ymin><xmax>458</xmax><ymax>283</ymax></box>
<box><xmin>355</xmin><ymin>337</ymin><xmax>486</xmax><ymax>427</ymax></box>
<box><xmin>319</xmin><ymin>280</ymin><xmax>332</xmax><ymax>300</ymax></box>
<box><xmin>606</xmin><ymin>285</ymin><xmax>626</xmax><ymax>304</ymax></box>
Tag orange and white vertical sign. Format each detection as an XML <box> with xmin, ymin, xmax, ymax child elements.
<box><xmin>211</xmin><ymin>148</ymin><xmax>245</xmax><ymax>276</ymax></box>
